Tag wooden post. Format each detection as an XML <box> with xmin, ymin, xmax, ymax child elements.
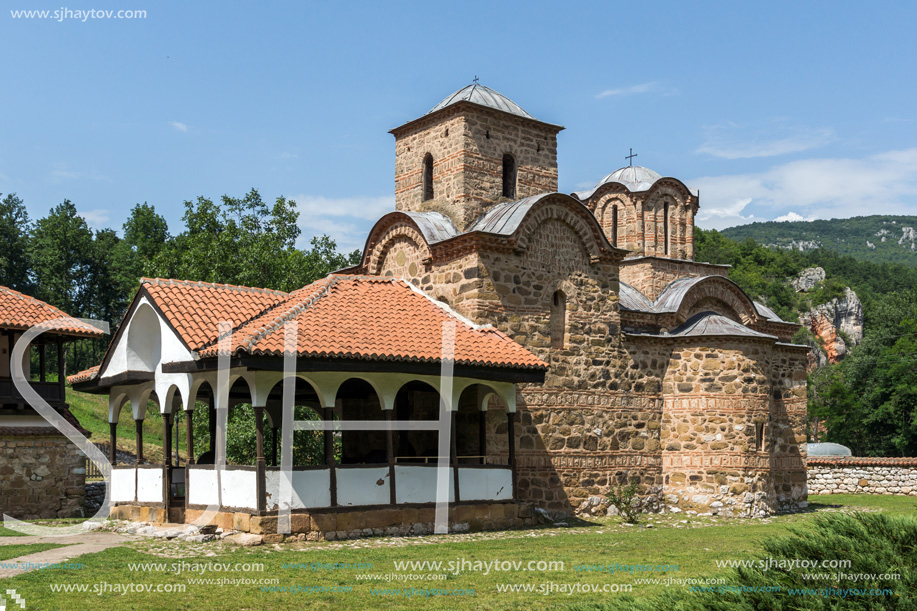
<box><xmin>135</xmin><ymin>419</ymin><xmax>144</xmax><ymax>464</ymax></box>
<box><xmin>109</xmin><ymin>422</ymin><xmax>117</xmax><ymax>465</ymax></box>
<box><xmin>56</xmin><ymin>337</ymin><xmax>65</xmax><ymax>403</ymax></box>
<box><xmin>185</xmin><ymin>410</ymin><xmax>194</xmax><ymax>465</ymax></box>
<box><xmin>174</xmin><ymin>411</ymin><xmax>181</xmax><ymax>467</ymax></box>
<box><xmin>39</xmin><ymin>344</ymin><xmax>46</xmax><ymax>383</ymax></box>
<box><xmin>254</xmin><ymin>406</ymin><xmax>266</xmax><ymax>513</ymax></box>
<box><xmin>163</xmin><ymin>413</ymin><xmax>172</xmax><ymax>507</ymax></box>
<box><xmin>324</xmin><ymin>406</ymin><xmax>336</xmax><ymax>506</ymax></box>
<box><xmin>451</xmin><ymin>411</ymin><xmax>460</xmax><ymax>503</ymax></box>
<box><xmin>507</xmin><ymin>412</ymin><xmax>517</xmax><ymax>500</ymax></box>
<box><xmin>386</xmin><ymin>410</ymin><xmax>396</xmax><ymax>505</ymax></box>
<box><xmin>479</xmin><ymin>409</ymin><xmax>487</xmax><ymax>466</ymax></box>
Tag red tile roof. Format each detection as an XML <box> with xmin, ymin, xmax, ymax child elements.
<box><xmin>140</xmin><ymin>278</ymin><xmax>288</xmax><ymax>351</ymax></box>
<box><xmin>67</xmin><ymin>365</ymin><xmax>100</xmax><ymax>385</ymax></box>
<box><xmin>145</xmin><ymin>275</ymin><xmax>544</xmax><ymax>370</ymax></box>
<box><xmin>0</xmin><ymin>286</ymin><xmax>104</xmax><ymax>337</ymax></box>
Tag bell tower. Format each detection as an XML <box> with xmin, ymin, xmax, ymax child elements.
<box><xmin>390</xmin><ymin>83</ymin><xmax>564</xmax><ymax>231</ymax></box>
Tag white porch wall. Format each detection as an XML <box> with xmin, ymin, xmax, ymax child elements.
<box><xmin>188</xmin><ymin>469</ymin><xmax>220</xmax><ymax>506</ymax></box>
<box><xmin>395</xmin><ymin>465</ymin><xmax>455</xmax><ymax>504</ymax></box>
<box><xmin>336</xmin><ymin>467</ymin><xmax>390</xmax><ymax>506</ymax></box>
<box><xmin>110</xmin><ymin>468</ymin><xmax>136</xmax><ymax>503</ymax></box>
<box><xmin>458</xmin><ymin>468</ymin><xmax>512</xmax><ymax>501</ymax></box>
<box><xmin>137</xmin><ymin>469</ymin><xmax>163</xmax><ymax>503</ymax></box>
<box><xmin>264</xmin><ymin>470</ymin><xmax>331</xmax><ymax>510</ymax></box>
<box><xmin>220</xmin><ymin>470</ymin><xmax>257</xmax><ymax>509</ymax></box>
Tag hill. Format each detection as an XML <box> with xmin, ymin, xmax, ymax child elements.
<box><xmin>720</xmin><ymin>215</ymin><xmax>917</xmax><ymax>266</ymax></box>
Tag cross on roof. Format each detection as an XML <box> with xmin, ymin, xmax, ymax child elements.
<box><xmin>473</xmin><ymin>75</ymin><xmax>479</xmax><ymax>84</ymax></box>
<box><xmin>625</xmin><ymin>148</ymin><xmax>638</xmax><ymax>167</ymax></box>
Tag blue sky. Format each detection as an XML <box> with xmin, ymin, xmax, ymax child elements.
<box><xmin>2</xmin><ymin>1</ymin><xmax>916</xmax><ymax>252</ymax></box>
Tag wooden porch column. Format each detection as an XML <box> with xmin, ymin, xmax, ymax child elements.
<box><xmin>56</xmin><ymin>337</ymin><xmax>65</xmax><ymax>402</ymax></box>
<box><xmin>386</xmin><ymin>410</ymin><xmax>396</xmax><ymax>505</ymax></box>
<box><xmin>109</xmin><ymin>422</ymin><xmax>117</xmax><ymax>465</ymax></box>
<box><xmin>479</xmin><ymin>408</ymin><xmax>487</xmax><ymax>466</ymax></box>
<box><xmin>135</xmin><ymin>419</ymin><xmax>144</xmax><ymax>464</ymax></box>
<box><xmin>174</xmin><ymin>412</ymin><xmax>181</xmax><ymax>467</ymax></box>
<box><xmin>324</xmin><ymin>406</ymin><xmax>337</xmax><ymax>507</ymax></box>
<box><xmin>185</xmin><ymin>409</ymin><xmax>194</xmax><ymax>465</ymax></box>
<box><xmin>451</xmin><ymin>411</ymin><xmax>460</xmax><ymax>502</ymax></box>
<box><xmin>254</xmin><ymin>406</ymin><xmax>266</xmax><ymax>513</ymax></box>
<box><xmin>507</xmin><ymin>412</ymin><xmax>517</xmax><ymax>500</ymax></box>
<box><xmin>163</xmin><ymin>412</ymin><xmax>172</xmax><ymax>507</ymax></box>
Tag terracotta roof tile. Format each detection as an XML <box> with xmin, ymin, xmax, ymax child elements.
<box><xmin>195</xmin><ymin>276</ymin><xmax>546</xmax><ymax>370</ymax></box>
<box><xmin>140</xmin><ymin>278</ymin><xmax>289</xmax><ymax>351</ymax></box>
<box><xmin>0</xmin><ymin>286</ymin><xmax>104</xmax><ymax>337</ymax></box>
<box><xmin>67</xmin><ymin>365</ymin><xmax>100</xmax><ymax>385</ymax></box>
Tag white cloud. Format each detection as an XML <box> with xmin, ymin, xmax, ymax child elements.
<box><xmin>697</xmin><ymin>122</ymin><xmax>834</xmax><ymax>159</ymax></box>
<box><xmin>48</xmin><ymin>164</ymin><xmax>109</xmax><ymax>182</ymax></box>
<box><xmin>169</xmin><ymin>121</ymin><xmax>189</xmax><ymax>132</ymax></box>
<box><xmin>596</xmin><ymin>82</ymin><xmax>677</xmax><ymax>99</ymax></box>
<box><xmin>290</xmin><ymin>194</ymin><xmax>395</xmax><ymax>253</ymax></box>
<box><xmin>78</xmin><ymin>209</ymin><xmax>110</xmax><ymax>229</ymax></box>
<box><xmin>773</xmin><ymin>212</ymin><xmax>814</xmax><ymax>222</ymax></box>
<box><xmin>692</xmin><ymin>148</ymin><xmax>917</xmax><ymax>230</ymax></box>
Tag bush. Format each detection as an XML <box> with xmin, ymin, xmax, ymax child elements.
<box><xmin>606</xmin><ymin>481</ymin><xmax>641</xmax><ymax>524</ymax></box>
<box><xmin>566</xmin><ymin>512</ymin><xmax>917</xmax><ymax>610</ymax></box>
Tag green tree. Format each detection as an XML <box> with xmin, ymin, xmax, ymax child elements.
<box><xmin>30</xmin><ymin>200</ymin><xmax>94</xmax><ymax>316</ymax></box>
<box><xmin>0</xmin><ymin>193</ymin><xmax>33</xmax><ymax>292</ymax></box>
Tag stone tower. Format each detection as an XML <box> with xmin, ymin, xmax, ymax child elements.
<box><xmin>390</xmin><ymin>83</ymin><xmax>564</xmax><ymax>231</ymax></box>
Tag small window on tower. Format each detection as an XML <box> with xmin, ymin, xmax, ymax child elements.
<box><xmin>502</xmin><ymin>154</ymin><xmax>516</xmax><ymax>199</ymax></box>
<box><xmin>422</xmin><ymin>154</ymin><xmax>434</xmax><ymax>201</ymax></box>
<box><xmin>550</xmin><ymin>290</ymin><xmax>566</xmax><ymax>350</ymax></box>
<box><xmin>663</xmin><ymin>202</ymin><xmax>670</xmax><ymax>255</ymax></box>
<box><xmin>754</xmin><ymin>422</ymin><xmax>765</xmax><ymax>451</ymax></box>
<box><xmin>611</xmin><ymin>205</ymin><xmax>619</xmax><ymax>247</ymax></box>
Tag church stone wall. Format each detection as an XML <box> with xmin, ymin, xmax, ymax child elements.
<box><xmin>620</xmin><ymin>258</ymin><xmax>730</xmax><ymax>302</ymax></box>
<box><xmin>0</xmin><ymin>435</ymin><xmax>87</xmax><ymax>519</ymax></box>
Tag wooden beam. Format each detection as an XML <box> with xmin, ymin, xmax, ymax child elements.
<box><xmin>479</xmin><ymin>407</ymin><xmax>487</xmax><ymax>466</ymax></box>
<box><xmin>163</xmin><ymin>413</ymin><xmax>172</xmax><ymax>508</ymax></box>
<box><xmin>452</xmin><ymin>411</ymin><xmax>460</xmax><ymax>503</ymax></box>
<box><xmin>208</xmin><ymin>395</ymin><xmax>216</xmax><ymax>453</ymax></box>
<box><xmin>56</xmin><ymin>337</ymin><xmax>65</xmax><ymax>402</ymax></box>
<box><xmin>39</xmin><ymin>344</ymin><xmax>46</xmax><ymax>383</ymax></box>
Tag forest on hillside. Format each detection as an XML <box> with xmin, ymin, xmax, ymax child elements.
<box><xmin>695</xmin><ymin>228</ymin><xmax>917</xmax><ymax>457</ymax></box>
<box><xmin>721</xmin><ymin>215</ymin><xmax>917</xmax><ymax>266</ymax></box>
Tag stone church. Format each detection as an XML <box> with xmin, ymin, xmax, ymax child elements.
<box><xmin>345</xmin><ymin>83</ymin><xmax>808</xmax><ymax>517</ymax></box>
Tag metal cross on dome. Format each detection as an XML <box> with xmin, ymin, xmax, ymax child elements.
<box><xmin>625</xmin><ymin>148</ymin><xmax>638</xmax><ymax>167</ymax></box>
<box><xmin>473</xmin><ymin>75</ymin><xmax>479</xmax><ymax>83</ymax></box>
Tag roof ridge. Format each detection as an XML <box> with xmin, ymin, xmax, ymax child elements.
<box><xmin>140</xmin><ymin>277</ymin><xmax>289</xmax><ymax>297</ymax></box>
<box><xmin>232</xmin><ymin>276</ymin><xmax>342</xmax><ymax>354</ymax></box>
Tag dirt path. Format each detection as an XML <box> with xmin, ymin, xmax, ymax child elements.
<box><xmin>0</xmin><ymin>532</ymin><xmax>133</xmax><ymax>578</ymax></box>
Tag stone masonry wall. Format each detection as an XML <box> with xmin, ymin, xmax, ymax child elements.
<box><xmin>393</xmin><ymin>105</ymin><xmax>559</xmax><ymax>231</ymax></box>
<box><xmin>808</xmin><ymin>458</ymin><xmax>917</xmax><ymax>496</ymax></box>
<box><xmin>620</xmin><ymin>258</ymin><xmax>730</xmax><ymax>301</ymax></box>
<box><xmin>0</xmin><ymin>435</ymin><xmax>86</xmax><ymax>519</ymax></box>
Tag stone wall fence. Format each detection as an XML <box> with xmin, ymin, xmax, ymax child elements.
<box><xmin>807</xmin><ymin>457</ymin><xmax>917</xmax><ymax>496</ymax></box>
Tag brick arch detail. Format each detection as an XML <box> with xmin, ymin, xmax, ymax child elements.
<box><xmin>366</xmin><ymin>223</ymin><xmax>433</xmax><ymax>276</ymax></box>
<box><xmin>675</xmin><ymin>277</ymin><xmax>759</xmax><ymax>326</ymax></box>
<box><xmin>512</xmin><ymin>198</ymin><xmax>608</xmax><ymax>261</ymax></box>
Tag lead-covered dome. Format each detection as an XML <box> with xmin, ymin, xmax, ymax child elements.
<box><xmin>597</xmin><ymin>165</ymin><xmax>662</xmax><ymax>189</ymax></box>
<box><xmin>427</xmin><ymin>83</ymin><xmax>537</xmax><ymax>121</ymax></box>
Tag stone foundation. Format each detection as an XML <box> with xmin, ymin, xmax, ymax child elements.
<box><xmin>0</xmin><ymin>435</ymin><xmax>87</xmax><ymax>519</ymax></box>
<box><xmin>808</xmin><ymin>458</ymin><xmax>917</xmax><ymax>496</ymax></box>
<box><xmin>110</xmin><ymin>501</ymin><xmax>536</xmax><ymax>540</ymax></box>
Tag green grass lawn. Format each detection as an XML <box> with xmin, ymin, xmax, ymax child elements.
<box><xmin>0</xmin><ymin>543</ymin><xmax>66</xmax><ymax>562</ymax></box>
<box><xmin>5</xmin><ymin>495</ymin><xmax>915</xmax><ymax>610</ymax></box>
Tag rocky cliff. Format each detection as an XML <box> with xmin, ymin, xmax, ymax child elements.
<box><xmin>792</xmin><ymin>268</ymin><xmax>864</xmax><ymax>367</ymax></box>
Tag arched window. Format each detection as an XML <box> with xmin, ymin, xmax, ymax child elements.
<box><xmin>422</xmin><ymin>154</ymin><xmax>434</xmax><ymax>201</ymax></box>
<box><xmin>550</xmin><ymin>290</ymin><xmax>566</xmax><ymax>350</ymax></box>
<box><xmin>611</xmin><ymin>205</ymin><xmax>619</xmax><ymax>247</ymax></box>
<box><xmin>663</xmin><ymin>202</ymin><xmax>670</xmax><ymax>255</ymax></box>
<box><xmin>502</xmin><ymin>153</ymin><xmax>516</xmax><ymax>199</ymax></box>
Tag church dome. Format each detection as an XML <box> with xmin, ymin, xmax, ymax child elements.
<box><xmin>427</xmin><ymin>83</ymin><xmax>537</xmax><ymax>121</ymax></box>
<box><xmin>597</xmin><ymin>165</ymin><xmax>662</xmax><ymax>189</ymax></box>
